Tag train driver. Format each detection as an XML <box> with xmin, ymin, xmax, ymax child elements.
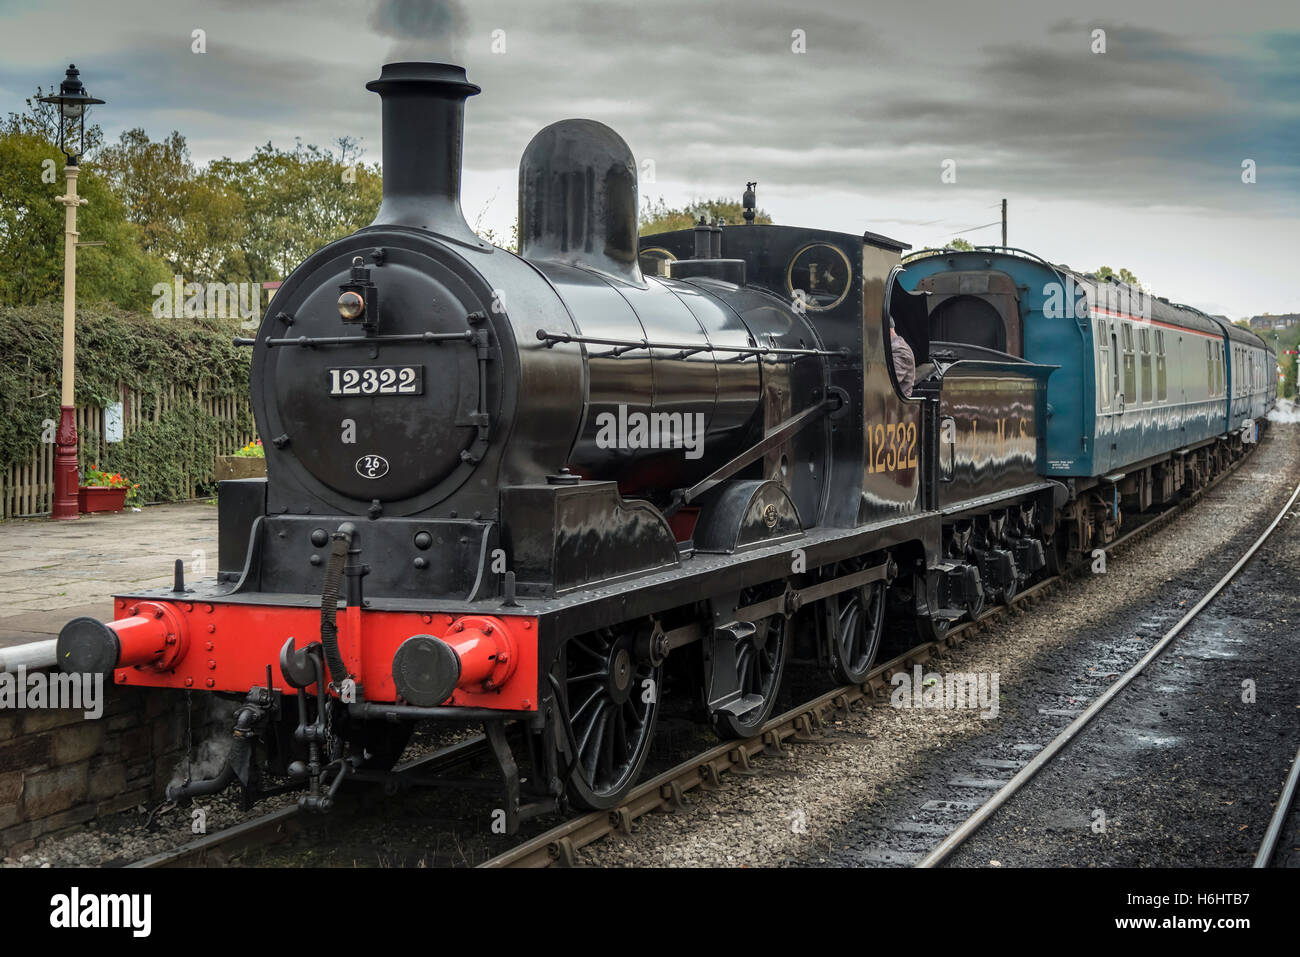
<box><xmin>889</xmin><ymin>317</ymin><xmax>915</xmax><ymax>397</ymax></box>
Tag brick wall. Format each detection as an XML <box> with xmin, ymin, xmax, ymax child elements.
<box><xmin>0</xmin><ymin>674</ymin><xmax>225</xmax><ymax>856</ymax></box>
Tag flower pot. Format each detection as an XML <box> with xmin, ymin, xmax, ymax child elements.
<box><xmin>215</xmin><ymin>455</ymin><xmax>267</xmax><ymax>481</ymax></box>
<box><xmin>78</xmin><ymin>486</ymin><xmax>128</xmax><ymax>514</ymax></box>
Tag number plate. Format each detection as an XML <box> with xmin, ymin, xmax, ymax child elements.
<box><xmin>328</xmin><ymin>366</ymin><xmax>423</xmax><ymax>397</ymax></box>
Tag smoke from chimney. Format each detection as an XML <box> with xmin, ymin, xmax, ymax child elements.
<box><xmin>369</xmin><ymin>0</ymin><xmax>468</xmax><ymax>62</ymax></box>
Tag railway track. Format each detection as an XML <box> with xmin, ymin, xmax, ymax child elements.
<box><xmin>124</xmin><ymin>445</ymin><xmax>1260</xmax><ymax>869</ymax></box>
<box><xmin>129</xmin><ymin>733</ymin><xmax>491</xmax><ymax>867</ymax></box>
<box><xmin>481</xmin><ymin>452</ymin><xmax>1261</xmax><ymax>868</ymax></box>
<box><xmin>1255</xmin><ymin>739</ymin><xmax>1300</xmax><ymax>868</ymax></box>
<box><xmin>919</xmin><ymin>475</ymin><xmax>1300</xmax><ymax>868</ymax></box>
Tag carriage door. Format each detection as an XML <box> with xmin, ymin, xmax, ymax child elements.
<box><xmin>1095</xmin><ymin>319</ymin><xmax>1114</xmax><ymax>464</ymax></box>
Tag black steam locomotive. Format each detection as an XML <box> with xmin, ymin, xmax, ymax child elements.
<box><xmin>56</xmin><ymin>61</ymin><xmax>1262</xmax><ymax>829</ymax></box>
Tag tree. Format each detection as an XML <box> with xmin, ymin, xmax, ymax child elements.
<box><xmin>0</xmin><ymin>129</ymin><xmax>169</xmax><ymax>309</ymax></box>
<box><xmin>1096</xmin><ymin>265</ymin><xmax>1142</xmax><ymax>288</ymax></box>
<box><xmin>639</xmin><ymin>196</ymin><xmax>772</xmax><ymax>235</ymax></box>
<box><xmin>947</xmin><ymin>238</ymin><xmax>974</xmax><ymax>251</ymax></box>
<box><xmin>2</xmin><ymin>86</ymin><xmax>104</xmax><ymax>160</ymax></box>
<box><xmin>474</xmin><ymin>222</ymin><xmax>518</xmax><ymax>252</ymax></box>
<box><xmin>95</xmin><ymin>128</ymin><xmax>254</xmax><ymax>283</ymax></box>
<box><xmin>1</xmin><ymin>86</ymin><xmax>385</xmax><ymax>305</ymax></box>
<box><xmin>208</xmin><ymin>138</ymin><xmax>383</xmax><ymax>280</ymax></box>
<box><xmin>471</xmin><ymin>193</ymin><xmax>518</xmax><ymax>252</ymax></box>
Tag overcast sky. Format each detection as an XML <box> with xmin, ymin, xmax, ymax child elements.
<box><xmin>1</xmin><ymin>0</ymin><xmax>1296</xmax><ymax>318</ymax></box>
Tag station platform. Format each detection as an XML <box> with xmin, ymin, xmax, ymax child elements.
<box><xmin>0</xmin><ymin>504</ymin><xmax>217</xmax><ymax>650</ymax></box>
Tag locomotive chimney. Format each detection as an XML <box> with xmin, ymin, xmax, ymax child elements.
<box><xmin>366</xmin><ymin>61</ymin><xmax>480</xmax><ymax>244</ymax></box>
<box><xmin>518</xmin><ymin>119</ymin><xmax>643</xmax><ymax>283</ymax></box>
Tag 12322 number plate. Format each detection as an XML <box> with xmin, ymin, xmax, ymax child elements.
<box><xmin>328</xmin><ymin>366</ymin><xmax>422</xmax><ymax>396</ymax></box>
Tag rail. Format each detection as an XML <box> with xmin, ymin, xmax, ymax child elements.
<box><xmin>919</xmin><ymin>477</ymin><xmax>1300</xmax><ymax>867</ymax></box>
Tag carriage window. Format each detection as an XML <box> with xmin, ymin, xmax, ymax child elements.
<box><xmin>1156</xmin><ymin>330</ymin><xmax>1167</xmax><ymax>401</ymax></box>
<box><xmin>1206</xmin><ymin>341</ymin><xmax>1213</xmax><ymax>394</ymax></box>
<box><xmin>1122</xmin><ymin>324</ymin><xmax>1136</xmax><ymax>402</ymax></box>
<box><xmin>1111</xmin><ymin>328</ymin><xmax>1121</xmax><ymax>400</ymax></box>
<box><xmin>1139</xmin><ymin>328</ymin><xmax>1152</xmax><ymax>403</ymax></box>
<box><xmin>1096</xmin><ymin>320</ymin><xmax>1111</xmax><ymax>411</ymax></box>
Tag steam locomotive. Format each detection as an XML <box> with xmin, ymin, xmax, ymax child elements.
<box><xmin>56</xmin><ymin>61</ymin><xmax>1274</xmax><ymax>829</ymax></box>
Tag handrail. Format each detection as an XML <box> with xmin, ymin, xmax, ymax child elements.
<box><xmin>0</xmin><ymin>639</ymin><xmax>57</xmax><ymax>673</ymax></box>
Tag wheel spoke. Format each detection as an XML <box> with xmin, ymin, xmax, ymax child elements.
<box><xmin>570</xmin><ymin>638</ymin><xmax>607</xmax><ymax>661</ymax></box>
<box><xmin>737</xmin><ymin>643</ymin><xmax>755</xmax><ymax>692</ymax></box>
<box><xmin>577</xmin><ymin>698</ymin><xmax>607</xmax><ymax>755</ymax></box>
<box><xmin>614</xmin><ymin>705</ymin><xmax>630</xmax><ymax>763</ymax></box>
<box><xmin>570</xmin><ymin>686</ymin><xmax>603</xmax><ymax>726</ymax></box>
<box><xmin>840</xmin><ymin>600</ymin><xmax>860</xmax><ymax>658</ymax></box>
<box><xmin>595</xmin><ymin>710</ymin><xmax>615</xmax><ymax>787</ymax></box>
<box><xmin>583</xmin><ymin>703</ymin><xmax>610</xmax><ymax>786</ymax></box>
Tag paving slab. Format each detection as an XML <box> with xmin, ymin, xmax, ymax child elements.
<box><xmin>0</xmin><ymin>503</ymin><xmax>217</xmax><ymax>650</ymax></box>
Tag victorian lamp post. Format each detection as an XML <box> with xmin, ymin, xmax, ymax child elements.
<box><xmin>38</xmin><ymin>65</ymin><xmax>104</xmax><ymax>520</ymax></box>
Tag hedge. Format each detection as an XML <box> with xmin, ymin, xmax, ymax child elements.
<box><xmin>0</xmin><ymin>301</ymin><xmax>254</xmax><ymax>504</ymax></box>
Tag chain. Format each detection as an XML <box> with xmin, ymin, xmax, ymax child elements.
<box><xmin>324</xmin><ymin>686</ymin><xmax>340</xmax><ymax>762</ymax></box>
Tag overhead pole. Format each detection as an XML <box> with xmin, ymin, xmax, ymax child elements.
<box><xmin>1001</xmin><ymin>198</ymin><xmax>1007</xmax><ymax>248</ymax></box>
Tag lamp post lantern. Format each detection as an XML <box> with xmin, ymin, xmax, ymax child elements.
<box><xmin>38</xmin><ymin>65</ymin><xmax>105</xmax><ymax>520</ymax></box>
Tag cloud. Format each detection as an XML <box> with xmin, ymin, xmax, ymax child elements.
<box><xmin>0</xmin><ymin>0</ymin><xmax>1295</xmax><ymax>314</ymax></box>
<box><xmin>369</xmin><ymin>0</ymin><xmax>469</xmax><ymax>63</ymax></box>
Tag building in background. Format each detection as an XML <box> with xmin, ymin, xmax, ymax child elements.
<box><xmin>1248</xmin><ymin>313</ymin><xmax>1300</xmax><ymax>331</ymax></box>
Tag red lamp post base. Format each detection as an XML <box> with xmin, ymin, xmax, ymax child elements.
<box><xmin>52</xmin><ymin>405</ymin><xmax>79</xmax><ymax>521</ymax></box>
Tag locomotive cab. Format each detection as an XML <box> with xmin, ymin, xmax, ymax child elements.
<box><xmin>885</xmin><ymin>259</ymin><xmax>1028</xmax><ymax>392</ymax></box>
